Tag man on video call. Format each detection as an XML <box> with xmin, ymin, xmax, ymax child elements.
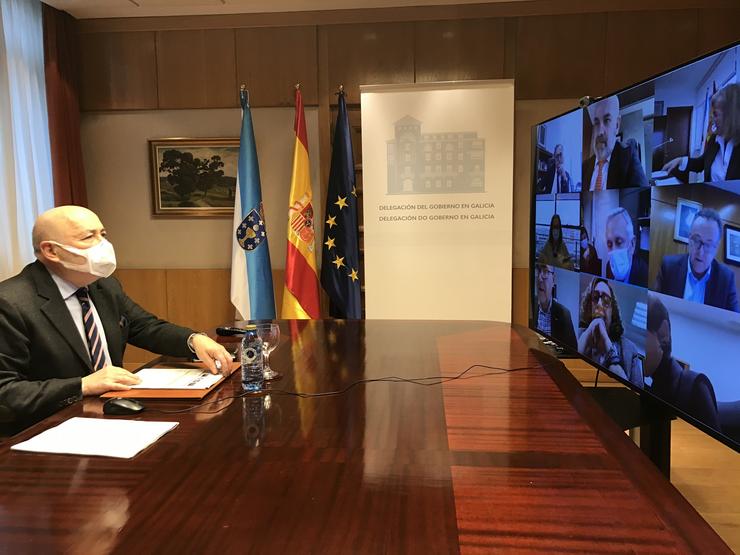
<box><xmin>534</xmin><ymin>260</ymin><xmax>577</xmax><ymax>350</ymax></box>
<box><xmin>604</xmin><ymin>207</ymin><xmax>647</xmax><ymax>286</ymax></box>
<box><xmin>654</xmin><ymin>208</ymin><xmax>739</xmax><ymax>313</ymax></box>
<box><xmin>0</xmin><ymin>205</ymin><xmax>233</xmax><ymax>434</ymax></box>
<box><xmin>583</xmin><ymin>95</ymin><xmax>648</xmax><ymax>190</ymax></box>
<box><xmin>646</xmin><ymin>293</ymin><xmax>721</xmax><ymax>431</ymax></box>
<box><xmin>536</xmin><ymin>144</ymin><xmax>573</xmax><ymax>194</ymax></box>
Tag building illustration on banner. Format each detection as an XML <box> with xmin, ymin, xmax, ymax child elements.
<box><xmin>386</xmin><ymin>116</ymin><xmax>485</xmax><ymax>195</ymax></box>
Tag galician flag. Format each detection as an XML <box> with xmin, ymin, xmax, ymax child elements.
<box><xmin>281</xmin><ymin>86</ymin><xmax>320</xmax><ymax>319</ymax></box>
<box><xmin>230</xmin><ymin>87</ymin><xmax>276</xmax><ymax>321</ymax></box>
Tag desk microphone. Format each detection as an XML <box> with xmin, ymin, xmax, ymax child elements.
<box><xmin>216</xmin><ymin>326</ymin><xmax>247</xmax><ymax>336</ymax></box>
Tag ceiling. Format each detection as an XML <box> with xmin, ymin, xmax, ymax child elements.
<box><xmin>44</xmin><ymin>0</ymin><xmax>528</xmax><ymax>20</ymax></box>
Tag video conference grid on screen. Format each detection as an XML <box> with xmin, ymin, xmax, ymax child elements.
<box><xmin>532</xmin><ymin>42</ymin><xmax>740</xmax><ymax>450</ymax></box>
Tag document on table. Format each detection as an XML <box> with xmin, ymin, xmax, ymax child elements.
<box><xmin>130</xmin><ymin>366</ymin><xmax>223</xmax><ymax>390</ymax></box>
<box><xmin>10</xmin><ymin>417</ymin><xmax>178</xmax><ymax>459</ymax></box>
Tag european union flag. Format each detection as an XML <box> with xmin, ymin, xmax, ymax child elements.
<box><xmin>230</xmin><ymin>88</ymin><xmax>276</xmax><ymax>321</ymax></box>
<box><xmin>320</xmin><ymin>90</ymin><xmax>362</xmax><ymax>319</ymax></box>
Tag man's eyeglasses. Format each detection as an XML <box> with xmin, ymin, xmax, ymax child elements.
<box><xmin>688</xmin><ymin>235</ymin><xmax>717</xmax><ymax>252</ymax></box>
<box><xmin>535</xmin><ymin>267</ymin><xmax>554</xmax><ymax>278</ymax></box>
<box><xmin>591</xmin><ymin>290</ymin><xmax>613</xmax><ymax>308</ymax></box>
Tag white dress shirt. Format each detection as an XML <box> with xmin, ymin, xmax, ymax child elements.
<box><xmin>711</xmin><ymin>136</ymin><xmax>734</xmax><ymax>182</ymax></box>
<box><xmin>683</xmin><ymin>260</ymin><xmax>712</xmax><ymax>305</ymax></box>
<box><xmin>678</xmin><ymin>136</ymin><xmax>734</xmax><ymax>182</ymax></box>
<box><xmin>49</xmin><ymin>272</ymin><xmax>111</xmax><ymax>368</ymax></box>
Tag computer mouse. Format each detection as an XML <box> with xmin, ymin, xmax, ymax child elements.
<box><xmin>103</xmin><ymin>397</ymin><xmax>145</xmax><ymax>415</ymax></box>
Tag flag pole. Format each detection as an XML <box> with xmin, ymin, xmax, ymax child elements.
<box><xmin>240</xmin><ymin>83</ymin><xmax>249</xmax><ymax>106</ymax></box>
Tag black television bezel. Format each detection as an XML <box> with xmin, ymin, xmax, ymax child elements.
<box><xmin>529</xmin><ymin>39</ymin><xmax>740</xmax><ymax>454</ymax></box>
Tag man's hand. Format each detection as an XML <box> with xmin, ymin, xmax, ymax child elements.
<box><xmin>191</xmin><ymin>334</ymin><xmax>232</xmax><ymax>375</ymax></box>
<box><xmin>81</xmin><ymin>366</ymin><xmax>142</xmax><ymax>396</ymax></box>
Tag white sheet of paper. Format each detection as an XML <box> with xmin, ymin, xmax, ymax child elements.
<box><xmin>10</xmin><ymin>417</ymin><xmax>178</xmax><ymax>459</ymax></box>
<box><xmin>130</xmin><ymin>367</ymin><xmax>222</xmax><ymax>390</ymax></box>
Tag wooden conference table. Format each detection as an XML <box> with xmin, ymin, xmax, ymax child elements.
<box><xmin>0</xmin><ymin>320</ymin><xmax>731</xmax><ymax>553</ymax></box>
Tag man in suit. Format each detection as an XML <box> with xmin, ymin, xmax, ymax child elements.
<box><xmin>645</xmin><ymin>293</ymin><xmax>721</xmax><ymax>431</ymax></box>
<box><xmin>0</xmin><ymin>205</ymin><xmax>232</xmax><ymax>433</ymax></box>
<box><xmin>536</xmin><ymin>144</ymin><xmax>573</xmax><ymax>194</ymax></box>
<box><xmin>604</xmin><ymin>207</ymin><xmax>647</xmax><ymax>286</ymax></box>
<box><xmin>654</xmin><ymin>208</ymin><xmax>739</xmax><ymax>312</ymax></box>
<box><xmin>534</xmin><ymin>261</ymin><xmax>577</xmax><ymax>350</ymax></box>
<box><xmin>582</xmin><ymin>95</ymin><xmax>648</xmax><ymax>190</ymax></box>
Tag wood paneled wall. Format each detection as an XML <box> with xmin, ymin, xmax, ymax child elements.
<box><xmin>115</xmin><ymin>268</ymin><xmax>285</xmax><ymax>366</ymax></box>
<box><xmin>77</xmin><ymin>5</ymin><xmax>740</xmax><ymax>111</ymax></box>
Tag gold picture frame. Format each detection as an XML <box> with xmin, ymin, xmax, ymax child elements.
<box><xmin>149</xmin><ymin>137</ymin><xmax>239</xmax><ymax>217</ymax></box>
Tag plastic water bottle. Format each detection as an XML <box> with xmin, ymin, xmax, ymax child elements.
<box><xmin>240</xmin><ymin>324</ymin><xmax>264</xmax><ymax>392</ymax></box>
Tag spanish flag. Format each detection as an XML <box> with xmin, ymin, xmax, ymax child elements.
<box><xmin>281</xmin><ymin>86</ymin><xmax>320</xmax><ymax>319</ymax></box>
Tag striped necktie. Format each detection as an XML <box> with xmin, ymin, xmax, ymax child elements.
<box><xmin>75</xmin><ymin>287</ymin><xmax>106</xmax><ymax>371</ymax></box>
<box><xmin>594</xmin><ymin>159</ymin><xmax>606</xmax><ymax>191</ymax></box>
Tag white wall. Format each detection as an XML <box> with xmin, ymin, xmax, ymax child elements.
<box><xmin>82</xmin><ymin>107</ymin><xmax>321</xmax><ymax>269</ymax></box>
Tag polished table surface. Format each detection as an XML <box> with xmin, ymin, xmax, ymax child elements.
<box><xmin>0</xmin><ymin>320</ymin><xmax>731</xmax><ymax>554</ymax></box>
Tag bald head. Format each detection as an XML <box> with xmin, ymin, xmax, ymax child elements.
<box><xmin>32</xmin><ymin>206</ymin><xmax>103</xmax><ymax>254</ymax></box>
<box><xmin>32</xmin><ymin>205</ymin><xmax>111</xmax><ymax>287</ymax></box>
<box><xmin>588</xmin><ymin>95</ymin><xmax>621</xmax><ymax>162</ymax></box>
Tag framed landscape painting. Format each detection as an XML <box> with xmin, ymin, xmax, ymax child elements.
<box><xmin>150</xmin><ymin>138</ymin><xmax>239</xmax><ymax>216</ymax></box>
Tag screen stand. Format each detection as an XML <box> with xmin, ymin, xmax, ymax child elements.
<box><xmin>637</xmin><ymin>395</ymin><xmax>672</xmax><ymax>479</ymax></box>
<box><xmin>586</xmin><ymin>387</ymin><xmax>673</xmax><ymax>479</ymax></box>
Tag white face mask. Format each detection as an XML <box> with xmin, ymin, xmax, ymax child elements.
<box><xmin>609</xmin><ymin>247</ymin><xmax>631</xmax><ymax>281</ymax></box>
<box><xmin>49</xmin><ymin>238</ymin><xmax>117</xmax><ymax>278</ymax></box>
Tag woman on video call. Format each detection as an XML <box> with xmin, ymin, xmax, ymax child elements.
<box><xmin>578</xmin><ymin>277</ymin><xmax>644</xmax><ymax>387</ymax></box>
<box><xmin>539</xmin><ymin>214</ymin><xmax>574</xmax><ymax>270</ymax></box>
<box><xmin>663</xmin><ymin>83</ymin><xmax>740</xmax><ymax>182</ymax></box>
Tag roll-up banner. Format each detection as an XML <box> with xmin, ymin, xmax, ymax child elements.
<box><xmin>360</xmin><ymin>80</ymin><xmax>515</xmax><ymax>321</ymax></box>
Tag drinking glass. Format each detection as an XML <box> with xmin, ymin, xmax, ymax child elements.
<box><xmin>255</xmin><ymin>323</ymin><xmax>281</xmax><ymax>380</ymax></box>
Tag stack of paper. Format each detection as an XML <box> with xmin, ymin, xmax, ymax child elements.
<box><xmin>131</xmin><ymin>367</ymin><xmax>223</xmax><ymax>390</ymax></box>
<box><xmin>10</xmin><ymin>417</ymin><xmax>178</xmax><ymax>459</ymax></box>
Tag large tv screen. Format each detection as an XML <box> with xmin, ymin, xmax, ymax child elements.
<box><xmin>530</xmin><ymin>41</ymin><xmax>740</xmax><ymax>452</ymax></box>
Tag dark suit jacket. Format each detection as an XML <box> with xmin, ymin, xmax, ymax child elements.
<box><xmin>685</xmin><ymin>135</ymin><xmax>740</xmax><ymax>182</ymax></box>
<box><xmin>606</xmin><ymin>251</ymin><xmax>648</xmax><ymax>287</ymax></box>
<box><xmin>579</xmin><ymin>246</ymin><xmax>602</xmax><ymax>276</ymax></box>
<box><xmin>0</xmin><ymin>261</ymin><xmax>195</xmax><ymax>432</ymax></box>
<box><xmin>549</xmin><ymin>300</ymin><xmax>577</xmax><ymax>351</ymax></box>
<box><xmin>536</xmin><ymin>158</ymin><xmax>572</xmax><ymax>194</ymax></box>
<box><xmin>654</xmin><ymin>254</ymin><xmax>740</xmax><ymax>313</ymax></box>
<box><xmin>582</xmin><ymin>140</ymin><xmax>648</xmax><ymax>189</ymax></box>
<box><xmin>649</xmin><ymin>356</ymin><xmax>721</xmax><ymax>432</ymax></box>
